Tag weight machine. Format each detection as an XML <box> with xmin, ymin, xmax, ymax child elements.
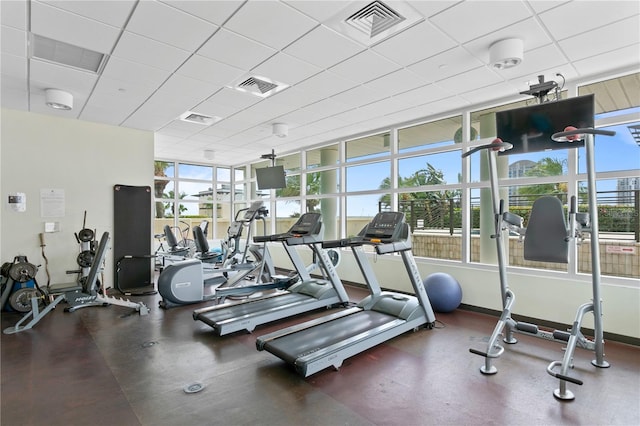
<box><xmin>3</xmin><ymin>231</ymin><xmax>149</xmax><ymax>335</ymax></box>
<box><xmin>466</xmin><ymin>127</ymin><xmax>615</xmax><ymax>400</ymax></box>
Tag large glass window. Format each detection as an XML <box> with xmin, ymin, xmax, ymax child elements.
<box><xmin>307</xmin><ymin>144</ymin><xmax>339</xmax><ymax>169</ymax></box>
<box><xmin>398</xmin><ymin>116</ymin><xmax>461</xmax><ymax>152</ymax></box>
<box><xmin>346</xmin><ymin>131</ymin><xmax>390</xmax><ymax>162</ymax></box>
<box><xmin>398</xmin><ymin>151</ymin><xmax>462</xmax><ymax>188</ymax></box>
<box><xmin>346</xmin><ymin>161</ymin><xmax>390</xmax><ymax>192</ymax></box>
<box><xmin>161</xmin><ymin>72</ymin><xmax>638</xmax><ymax>280</ymax></box>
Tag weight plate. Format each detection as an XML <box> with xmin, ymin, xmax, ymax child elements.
<box><xmin>8</xmin><ymin>262</ymin><xmax>38</xmax><ymax>282</ymax></box>
<box><xmin>1</xmin><ymin>262</ymin><xmax>12</xmax><ymax>277</ymax></box>
<box><xmin>9</xmin><ymin>288</ymin><xmax>42</xmax><ymax>313</ymax></box>
<box><xmin>78</xmin><ymin>228</ymin><xmax>95</xmax><ymax>242</ymax></box>
<box><xmin>77</xmin><ymin>251</ymin><xmax>95</xmax><ymax>268</ymax></box>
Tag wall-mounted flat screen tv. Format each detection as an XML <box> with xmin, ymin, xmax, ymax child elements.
<box><xmin>496</xmin><ymin>94</ymin><xmax>594</xmax><ymax>155</ymax></box>
<box><xmin>256</xmin><ymin>165</ymin><xmax>286</xmax><ymax>190</ymax></box>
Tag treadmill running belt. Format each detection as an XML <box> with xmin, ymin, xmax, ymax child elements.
<box><xmin>195</xmin><ymin>292</ymin><xmax>311</xmax><ymax>324</ymax></box>
<box><xmin>263</xmin><ymin>310</ymin><xmax>396</xmax><ymax>364</ymax></box>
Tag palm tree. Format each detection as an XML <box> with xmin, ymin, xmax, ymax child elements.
<box><xmin>154</xmin><ymin>161</ymin><xmax>171</xmax><ymax>218</ymax></box>
<box><xmin>518</xmin><ymin>157</ymin><xmax>568</xmax><ymax>202</ymax></box>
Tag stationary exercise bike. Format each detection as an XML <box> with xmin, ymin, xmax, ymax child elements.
<box><xmin>466</xmin><ymin>126</ymin><xmax>615</xmax><ymax>400</ymax></box>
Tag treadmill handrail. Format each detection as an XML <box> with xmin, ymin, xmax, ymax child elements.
<box><xmin>322</xmin><ymin>236</ymin><xmax>410</xmax><ymax>253</ymax></box>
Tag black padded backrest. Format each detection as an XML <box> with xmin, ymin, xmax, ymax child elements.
<box><xmin>85</xmin><ymin>232</ymin><xmax>110</xmax><ymax>293</ymax></box>
<box><xmin>524</xmin><ymin>196</ymin><xmax>569</xmax><ymax>263</ymax></box>
<box><xmin>193</xmin><ymin>225</ymin><xmax>209</xmax><ymax>253</ymax></box>
<box><xmin>199</xmin><ymin>220</ymin><xmax>209</xmax><ymax>238</ymax></box>
<box><xmin>164</xmin><ymin>225</ymin><xmax>179</xmax><ymax>249</ymax></box>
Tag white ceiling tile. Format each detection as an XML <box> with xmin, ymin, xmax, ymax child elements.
<box><xmin>267</xmin><ymin>87</ymin><xmax>315</xmax><ymax>110</ymax></box>
<box><xmin>2</xmin><ymin>25</ymin><xmax>26</xmax><ymax>57</ymax></box>
<box><xmin>390</xmin><ymin>83</ymin><xmax>452</xmax><ymax>107</ymax></box>
<box><xmin>224</xmin><ymin>1</ymin><xmax>318</xmax><ymax>50</ymax></box>
<box><xmin>329</xmin><ymin>50</ymin><xmax>402</xmax><ymax>84</ymax></box>
<box><xmin>155</xmin><ymin>74</ymin><xmax>220</xmax><ymax>108</ymax></box>
<box><xmin>436</xmin><ymin>66</ymin><xmax>503</xmax><ymax>94</ymax></box>
<box><xmin>527</xmin><ymin>1</ymin><xmax>570</xmax><ymax>14</ymax></box>
<box><xmin>463</xmin><ymin>18</ymin><xmax>553</xmax><ymax>65</ymax></box>
<box><xmin>294</xmin><ymin>70</ymin><xmax>356</xmax><ymax>99</ymax></box>
<box><xmin>251</xmin><ymin>52</ymin><xmax>321</xmax><ymax>86</ymax></box>
<box><xmin>198</xmin><ymin>28</ymin><xmax>276</xmax><ymax>71</ymax></box>
<box><xmin>161</xmin><ymin>1</ymin><xmax>242</xmax><ymax>26</ymax></box>
<box><xmin>101</xmin><ymin>56</ymin><xmax>170</xmax><ymax>90</ymax></box>
<box><xmin>111</xmin><ymin>31</ymin><xmax>190</xmax><ymax>71</ymax></box>
<box><xmin>177</xmin><ymin>55</ymin><xmax>245</xmax><ymax>86</ymax></box>
<box><xmin>430</xmin><ymin>1</ymin><xmax>532</xmax><ymax>44</ymax></box>
<box><xmin>284</xmin><ymin>25</ymin><xmax>364</xmax><ymax>69</ymax></box>
<box><xmin>283</xmin><ymin>1</ymin><xmax>348</xmax><ymax>23</ymax></box>
<box><xmin>409</xmin><ymin>1</ymin><xmax>460</xmax><ymax>18</ymax></box>
<box><xmin>80</xmin><ymin>102</ymin><xmax>135</xmax><ymax>127</ymax></box>
<box><xmin>572</xmin><ymin>44</ymin><xmax>640</xmax><ymax>78</ymax></box>
<box><xmin>31</xmin><ymin>1</ymin><xmax>120</xmax><ymax>54</ymax></box>
<box><xmin>203</xmin><ymin>87</ymin><xmax>261</xmax><ymax>110</ymax></box>
<box><xmin>559</xmin><ymin>15</ymin><xmax>640</xmax><ymax>62</ymax></box>
<box><xmin>192</xmin><ymin>95</ymin><xmax>242</xmax><ymax>120</ymax></box>
<box><xmin>372</xmin><ymin>21</ymin><xmax>457</xmax><ymax>67</ymax></box>
<box><xmin>0</xmin><ymin>0</ymin><xmax>27</xmax><ymax>30</ymax></box>
<box><xmin>0</xmin><ymin>78</ymin><xmax>28</xmax><ymax>109</ymax></box>
<box><xmin>330</xmin><ymin>84</ymin><xmax>385</xmax><ymax>109</ymax></box>
<box><xmin>29</xmin><ymin>58</ymin><xmax>98</xmax><ymax>93</ymax></box>
<box><xmin>408</xmin><ymin>47</ymin><xmax>484</xmax><ymax>83</ymax></box>
<box><xmin>90</xmin><ymin>76</ymin><xmax>156</xmax><ymax>107</ymax></box>
<box><xmin>43</xmin><ymin>0</ymin><xmax>136</xmax><ymax>27</ymax></box>
<box><xmin>460</xmin><ymin>81</ymin><xmax>521</xmax><ymax>105</ymax></box>
<box><xmin>1</xmin><ymin>53</ymin><xmax>26</xmax><ymax>80</ymax></box>
<box><xmin>363</xmin><ymin>69</ymin><xmax>429</xmax><ymax>99</ymax></box>
<box><xmin>157</xmin><ymin>120</ymin><xmax>204</xmax><ymax>139</ymax></box>
<box><xmin>126</xmin><ymin>0</ymin><xmax>218</xmax><ymax>51</ymax></box>
<box><xmin>497</xmin><ymin>44</ymin><xmax>568</xmax><ymax>81</ymax></box>
<box><xmin>540</xmin><ymin>1</ymin><xmax>640</xmax><ymax>41</ymax></box>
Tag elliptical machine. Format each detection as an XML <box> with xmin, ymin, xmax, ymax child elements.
<box><xmin>157</xmin><ymin>201</ymin><xmax>280</xmax><ymax>309</ymax></box>
<box><xmin>466</xmin><ymin>126</ymin><xmax>615</xmax><ymax>400</ymax></box>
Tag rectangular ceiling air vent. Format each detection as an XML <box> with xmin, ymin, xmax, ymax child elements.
<box><xmin>231</xmin><ymin>75</ymin><xmax>289</xmax><ymax>98</ymax></box>
<box><xmin>30</xmin><ymin>34</ymin><xmax>106</xmax><ymax>73</ymax></box>
<box><xmin>325</xmin><ymin>1</ymin><xmax>422</xmax><ymax>46</ymax></box>
<box><xmin>345</xmin><ymin>1</ymin><xmax>405</xmax><ymax>38</ymax></box>
<box><xmin>179</xmin><ymin>111</ymin><xmax>220</xmax><ymax>126</ymax></box>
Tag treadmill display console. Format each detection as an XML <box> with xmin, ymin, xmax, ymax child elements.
<box><xmin>364</xmin><ymin>212</ymin><xmax>405</xmax><ymax>240</ymax></box>
<box><xmin>243</xmin><ymin>200</ymin><xmax>265</xmax><ymax>220</ymax></box>
<box><xmin>289</xmin><ymin>213</ymin><xmax>322</xmax><ymax>236</ymax></box>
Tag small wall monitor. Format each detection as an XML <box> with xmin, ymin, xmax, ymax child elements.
<box><xmin>496</xmin><ymin>94</ymin><xmax>594</xmax><ymax>155</ymax></box>
<box><xmin>256</xmin><ymin>165</ymin><xmax>286</xmax><ymax>190</ymax></box>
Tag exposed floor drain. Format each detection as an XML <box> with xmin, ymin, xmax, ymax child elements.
<box><xmin>183</xmin><ymin>382</ymin><xmax>205</xmax><ymax>394</ymax></box>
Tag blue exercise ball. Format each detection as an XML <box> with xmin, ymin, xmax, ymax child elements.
<box><xmin>424</xmin><ymin>273</ymin><xmax>462</xmax><ymax>313</ymax></box>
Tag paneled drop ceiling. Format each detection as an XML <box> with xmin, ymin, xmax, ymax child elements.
<box><xmin>1</xmin><ymin>0</ymin><xmax>639</xmax><ymax>166</ymax></box>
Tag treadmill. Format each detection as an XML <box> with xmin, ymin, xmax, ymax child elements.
<box><xmin>192</xmin><ymin>213</ymin><xmax>350</xmax><ymax>336</ymax></box>
<box><xmin>256</xmin><ymin>211</ymin><xmax>436</xmax><ymax>377</ymax></box>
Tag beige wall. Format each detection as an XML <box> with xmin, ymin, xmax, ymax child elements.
<box><xmin>1</xmin><ymin>109</ymin><xmax>153</xmax><ymax>287</ymax></box>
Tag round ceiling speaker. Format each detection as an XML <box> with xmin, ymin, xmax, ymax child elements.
<box><xmin>45</xmin><ymin>89</ymin><xmax>73</xmax><ymax>110</ymax></box>
<box><xmin>489</xmin><ymin>38</ymin><xmax>523</xmax><ymax>70</ymax></box>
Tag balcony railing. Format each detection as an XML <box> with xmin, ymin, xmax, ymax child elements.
<box><xmin>381</xmin><ymin>190</ymin><xmax>640</xmax><ymax>242</ymax></box>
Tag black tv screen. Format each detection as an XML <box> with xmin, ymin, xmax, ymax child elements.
<box><xmin>496</xmin><ymin>94</ymin><xmax>594</xmax><ymax>155</ymax></box>
<box><xmin>256</xmin><ymin>165</ymin><xmax>286</xmax><ymax>190</ymax></box>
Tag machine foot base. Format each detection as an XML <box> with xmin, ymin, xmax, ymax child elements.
<box><xmin>592</xmin><ymin>359</ymin><xmax>610</xmax><ymax>369</ymax></box>
<box><xmin>553</xmin><ymin>389</ymin><xmax>575</xmax><ymax>401</ymax></box>
<box><xmin>480</xmin><ymin>366</ymin><xmax>498</xmax><ymax>375</ymax></box>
